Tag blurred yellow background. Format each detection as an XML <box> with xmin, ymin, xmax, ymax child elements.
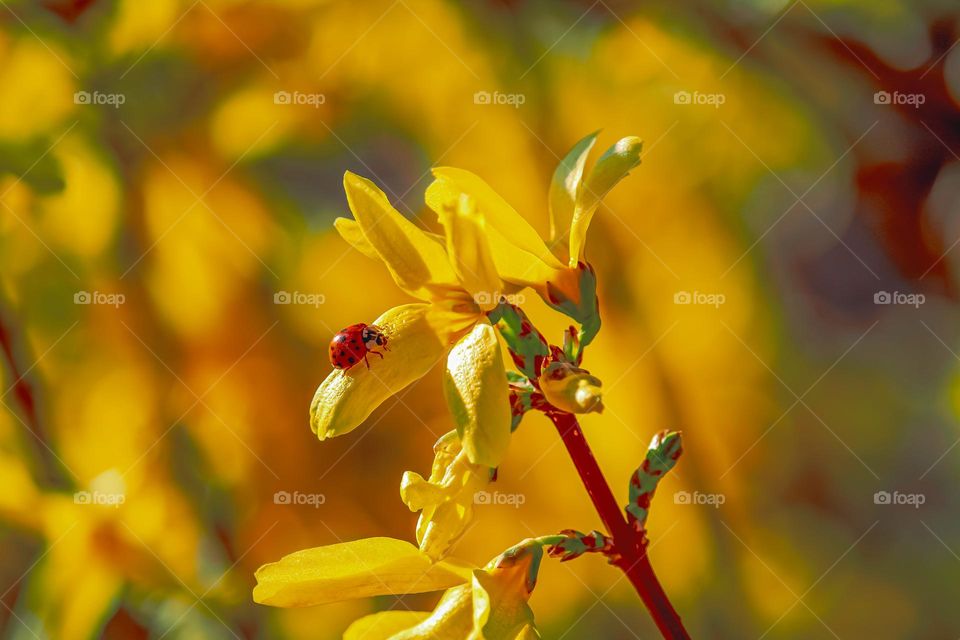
<box><xmin>1</xmin><ymin>0</ymin><xmax>958</xmax><ymax>637</ymax></box>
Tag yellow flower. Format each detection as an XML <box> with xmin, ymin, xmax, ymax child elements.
<box><xmin>400</xmin><ymin>430</ymin><xmax>494</xmax><ymax>560</ymax></box>
<box><xmin>424</xmin><ymin>134</ymin><xmax>643</xmax><ymax>311</ymax></box>
<box><xmin>342</xmin><ymin>543</ymin><xmax>543</xmax><ymax>640</ymax></box>
<box><xmin>312</xmin><ymin>172</ymin><xmax>513</xmax><ymax>468</ymax></box>
<box><xmin>254</xmin><ymin>536</ymin><xmax>544</xmax><ymax>639</ymax></box>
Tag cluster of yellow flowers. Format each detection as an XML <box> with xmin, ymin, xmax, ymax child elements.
<box><xmin>254</xmin><ymin>133</ymin><xmax>643</xmax><ymax>638</ymax></box>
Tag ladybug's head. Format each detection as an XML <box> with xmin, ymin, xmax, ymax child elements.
<box><xmin>361</xmin><ymin>325</ymin><xmax>387</xmax><ymax>348</ymax></box>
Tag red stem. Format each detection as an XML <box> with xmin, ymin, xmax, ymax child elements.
<box><xmin>548</xmin><ymin>411</ymin><xmax>690</xmax><ymax>640</ymax></box>
<box><xmin>0</xmin><ymin>313</ymin><xmax>40</xmax><ymax>436</ymax></box>
<box><xmin>0</xmin><ymin>310</ymin><xmax>69</xmax><ymax>487</ymax></box>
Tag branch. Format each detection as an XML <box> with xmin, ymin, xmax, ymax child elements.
<box><xmin>0</xmin><ymin>309</ymin><xmax>69</xmax><ymax>487</ymax></box>
<box><xmin>548</xmin><ymin>411</ymin><xmax>690</xmax><ymax>640</ymax></box>
<box><xmin>0</xmin><ymin>312</ymin><xmax>40</xmax><ymax>437</ymax></box>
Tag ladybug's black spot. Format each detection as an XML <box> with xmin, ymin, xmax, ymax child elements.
<box><xmin>348</xmin><ymin>357</ymin><xmax>355</xmax><ymax>363</ymax></box>
<box><xmin>340</xmin><ymin>350</ymin><xmax>346</xmax><ymax>356</ymax></box>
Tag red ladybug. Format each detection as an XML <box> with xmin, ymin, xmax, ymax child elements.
<box><xmin>329</xmin><ymin>323</ymin><xmax>389</xmax><ymax>370</ymax></box>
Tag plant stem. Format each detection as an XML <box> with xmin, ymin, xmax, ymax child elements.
<box><xmin>548</xmin><ymin>411</ymin><xmax>690</xmax><ymax>639</ymax></box>
<box><xmin>0</xmin><ymin>310</ymin><xmax>69</xmax><ymax>488</ymax></box>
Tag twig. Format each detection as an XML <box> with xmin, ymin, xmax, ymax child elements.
<box><xmin>548</xmin><ymin>411</ymin><xmax>690</xmax><ymax>639</ymax></box>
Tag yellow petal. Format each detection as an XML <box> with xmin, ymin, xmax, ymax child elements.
<box><xmin>443</xmin><ymin>322</ymin><xmax>511</xmax><ymax>468</ymax></box>
<box><xmin>427</xmin><ymin>168</ymin><xmax>564</xmax><ymax>269</ymax></box>
<box><xmin>549</xmin><ymin>131</ymin><xmax>598</xmax><ymax>247</ymax></box>
<box><xmin>436</xmin><ymin>193</ymin><xmax>501</xmax><ymax>310</ymax></box>
<box><xmin>401</xmin><ymin>432</ymin><xmax>490</xmax><ymax>560</ymax></box>
<box><xmin>400</xmin><ymin>470</ymin><xmax>447</xmax><ymax>511</ymax></box>
<box><xmin>484</xmin><ymin>224</ymin><xmax>563</xmax><ymax>292</ymax></box>
<box><xmin>333</xmin><ymin>217</ymin><xmax>380</xmax><ymax>260</ymax></box>
<box><xmin>416</xmin><ymin>495</ymin><xmax>478</xmax><ymax>561</ymax></box>
<box><xmin>390</xmin><ymin>584</ymin><xmax>475</xmax><ymax>639</ymax></box>
<box><xmin>472</xmin><ymin>553</ymin><xmax>539</xmax><ymax>639</ymax></box>
<box><xmin>253</xmin><ymin>537</ymin><xmax>472</xmax><ymax>607</ymax></box>
<box><xmin>311</xmin><ymin>304</ymin><xmax>446</xmax><ymax>440</ymax></box>
<box><xmin>344</xmin><ymin>611</ymin><xmax>432</xmax><ymax>640</ymax></box>
<box><xmin>569</xmin><ymin>136</ymin><xmax>642</xmax><ymax>265</ymax></box>
<box><xmin>343</xmin><ymin>171</ymin><xmax>458</xmax><ymax>298</ymax></box>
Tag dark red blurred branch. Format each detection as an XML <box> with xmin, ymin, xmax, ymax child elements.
<box><xmin>547</xmin><ymin>411</ymin><xmax>690</xmax><ymax>640</ymax></box>
<box><xmin>0</xmin><ymin>312</ymin><xmax>41</xmax><ymax>438</ymax></box>
<box><xmin>0</xmin><ymin>310</ymin><xmax>69</xmax><ymax>487</ymax></box>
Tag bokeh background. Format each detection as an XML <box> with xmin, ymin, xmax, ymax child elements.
<box><xmin>1</xmin><ymin>0</ymin><xmax>959</xmax><ymax>638</ymax></box>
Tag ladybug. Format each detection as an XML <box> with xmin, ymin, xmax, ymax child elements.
<box><xmin>329</xmin><ymin>323</ymin><xmax>389</xmax><ymax>370</ymax></box>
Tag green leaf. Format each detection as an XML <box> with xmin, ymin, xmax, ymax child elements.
<box><xmin>546</xmin><ymin>529</ymin><xmax>613</xmax><ymax>562</ymax></box>
<box><xmin>507</xmin><ymin>373</ymin><xmax>538</xmax><ymax>432</ymax></box>
<box><xmin>544</xmin><ymin>263</ymin><xmax>601</xmax><ymax>358</ymax></box>
<box><xmin>487</xmin><ymin>303</ymin><xmax>550</xmax><ymax>380</ymax></box>
<box><xmin>625</xmin><ymin>431</ymin><xmax>682</xmax><ymax>537</ymax></box>
<box><xmin>0</xmin><ymin>139</ymin><xmax>66</xmax><ymax>195</ymax></box>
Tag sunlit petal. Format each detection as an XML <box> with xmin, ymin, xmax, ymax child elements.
<box><xmin>437</xmin><ymin>193</ymin><xmax>501</xmax><ymax>310</ymax></box>
<box><xmin>343</xmin><ymin>171</ymin><xmax>458</xmax><ymax>298</ymax></box>
<box><xmin>444</xmin><ymin>322</ymin><xmax>511</xmax><ymax>468</ymax></box>
<box><xmin>333</xmin><ymin>217</ymin><xmax>380</xmax><ymax>260</ymax></box>
<box><xmin>310</xmin><ymin>304</ymin><xmax>447</xmax><ymax>440</ymax></box>
<box><xmin>400</xmin><ymin>431</ymin><xmax>491</xmax><ymax>560</ymax></box>
<box><xmin>344</xmin><ymin>611</ymin><xmax>432</xmax><ymax>640</ymax></box>
<box><xmin>427</xmin><ymin>168</ymin><xmax>564</xmax><ymax>269</ymax></box>
<box><xmin>253</xmin><ymin>537</ymin><xmax>472</xmax><ymax>607</ymax></box>
<box><xmin>569</xmin><ymin>136</ymin><xmax>642</xmax><ymax>265</ymax></box>
<box><xmin>549</xmin><ymin>131</ymin><xmax>598</xmax><ymax>249</ymax></box>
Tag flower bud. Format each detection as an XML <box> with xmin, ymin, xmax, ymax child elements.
<box><xmin>538</xmin><ymin>361</ymin><xmax>604</xmax><ymax>414</ymax></box>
